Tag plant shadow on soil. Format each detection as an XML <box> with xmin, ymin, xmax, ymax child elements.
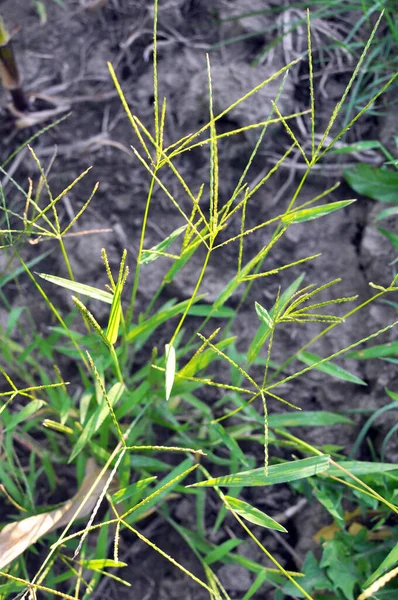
<box><xmin>0</xmin><ymin>1</ymin><xmax>397</xmax><ymax>598</ymax></box>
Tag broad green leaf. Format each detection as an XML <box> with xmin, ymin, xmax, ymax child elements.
<box><xmin>204</xmin><ymin>538</ymin><xmax>242</xmax><ymax>565</ymax></box>
<box><xmin>190</xmin><ymin>456</ymin><xmax>330</xmax><ymax>488</ymax></box>
<box><xmin>38</xmin><ymin>273</ymin><xmax>113</xmax><ymax>304</ymax></box>
<box><xmin>165</xmin><ymin>344</ymin><xmax>176</xmax><ymax>401</ymax></box>
<box><xmin>112</xmin><ymin>477</ymin><xmax>157</xmax><ymax>504</ymax></box>
<box><xmin>320</xmin><ymin>539</ymin><xmax>361</xmax><ymax>600</ymax></box>
<box><xmin>69</xmin><ymin>382</ymin><xmax>125</xmax><ymax>462</ymax></box>
<box><xmin>282</xmin><ymin>552</ymin><xmax>332</xmax><ymax>596</ymax></box>
<box><xmin>248</xmin><ymin>274</ymin><xmax>305</xmax><ymax>363</ymax></box>
<box><xmin>141</xmin><ymin>225</ymin><xmax>187</xmax><ymax>264</ymax></box>
<box><xmin>344</xmin><ymin>164</ymin><xmax>398</xmax><ymax>203</ymax></box>
<box><xmin>378</xmin><ymin>227</ymin><xmax>398</xmax><ymax>249</ymax></box>
<box><xmin>297</xmin><ymin>351</ymin><xmax>366</xmax><ymax>385</ymax></box>
<box><xmin>269</xmin><ymin>411</ymin><xmax>352</xmax><ymax>428</ymax></box>
<box><xmin>327</xmin><ymin>460</ymin><xmax>398</xmax><ymax>477</ymax></box>
<box><xmin>347</xmin><ymin>341</ymin><xmax>398</xmax><ymax>359</ymax></box>
<box><xmin>364</xmin><ymin>542</ymin><xmax>398</xmax><ymax>587</ymax></box>
<box><xmin>3</xmin><ymin>400</ymin><xmax>45</xmax><ymax>431</ymax></box>
<box><xmin>283</xmin><ymin>200</ymin><xmax>355</xmax><ymax>224</ymax></box>
<box><xmin>255</xmin><ymin>302</ymin><xmax>273</xmax><ymax>328</ymax></box>
<box><xmin>225</xmin><ymin>496</ymin><xmax>287</xmax><ymax>532</ymax></box>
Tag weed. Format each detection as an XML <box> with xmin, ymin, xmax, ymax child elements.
<box><xmin>0</xmin><ymin>4</ymin><xmax>397</xmax><ymax>600</ymax></box>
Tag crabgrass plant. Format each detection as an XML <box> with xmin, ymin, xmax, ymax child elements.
<box><xmin>0</xmin><ymin>5</ymin><xmax>397</xmax><ymax>599</ymax></box>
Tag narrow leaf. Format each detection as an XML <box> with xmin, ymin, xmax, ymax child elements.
<box><xmin>255</xmin><ymin>302</ymin><xmax>273</xmax><ymax>328</ymax></box>
<box><xmin>327</xmin><ymin>460</ymin><xmax>398</xmax><ymax>477</ymax></box>
<box><xmin>106</xmin><ymin>249</ymin><xmax>128</xmax><ymax>345</ymax></box>
<box><xmin>378</xmin><ymin>227</ymin><xmax>398</xmax><ymax>250</ymax></box>
<box><xmin>283</xmin><ymin>201</ymin><xmax>355</xmax><ymax>224</ymax></box>
<box><xmin>111</xmin><ymin>477</ymin><xmax>157</xmax><ymax>504</ymax></box>
<box><xmin>3</xmin><ymin>400</ymin><xmax>45</xmax><ymax>432</ymax></box>
<box><xmin>127</xmin><ymin>296</ymin><xmax>205</xmax><ymax>343</ymax></box>
<box><xmin>187</xmin><ymin>305</ymin><xmax>235</xmax><ymax>318</ymax></box>
<box><xmin>248</xmin><ymin>274</ymin><xmax>305</xmax><ymax>363</ymax></box>
<box><xmin>347</xmin><ymin>341</ymin><xmax>398</xmax><ymax>359</ymax></box>
<box><xmin>225</xmin><ymin>496</ymin><xmax>287</xmax><ymax>532</ymax></box>
<box><xmin>204</xmin><ymin>538</ymin><xmax>242</xmax><ymax>565</ymax></box>
<box><xmin>269</xmin><ymin>411</ymin><xmax>353</xmax><ymax>428</ymax></box>
<box><xmin>79</xmin><ymin>559</ymin><xmax>127</xmax><ymax>569</ymax></box>
<box><xmin>38</xmin><ymin>273</ymin><xmax>113</xmax><ymax>304</ymax></box>
<box><xmin>332</xmin><ymin>141</ymin><xmax>382</xmax><ymax>154</ymax></box>
<box><xmin>375</xmin><ymin>207</ymin><xmax>398</xmax><ymax>221</ymax></box>
<box><xmin>179</xmin><ymin>337</ymin><xmax>235</xmax><ymax>378</ymax></box>
<box><xmin>364</xmin><ymin>542</ymin><xmax>398</xmax><ymax>587</ymax></box>
<box><xmin>141</xmin><ymin>225</ymin><xmax>187</xmax><ymax>264</ymax></box>
<box><xmin>69</xmin><ymin>383</ymin><xmax>125</xmax><ymax>462</ymax></box>
<box><xmin>190</xmin><ymin>456</ymin><xmax>330</xmax><ymax>488</ymax></box>
<box><xmin>165</xmin><ymin>344</ymin><xmax>176</xmax><ymax>401</ymax></box>
<box><xmin>297</xmin><ymin>351</ymin><xmax>366</xmax><ymax>385</ymax></box>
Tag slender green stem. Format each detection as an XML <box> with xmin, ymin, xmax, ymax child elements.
<box><xmin>126</xmin><ymin>169</ymin><xmax>157</xmax><ymax>327</ymax></box>
<box><xmin>169</xmin><ymin>243</ymin><xmax>213</xmax><ymax>346</ymax></box>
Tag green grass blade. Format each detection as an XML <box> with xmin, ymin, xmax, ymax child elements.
<box><xmin>269</xmin><ymin>411</ymin><xmax>353</xmax><ymax>428</ymax></box>
<box><xmin>248</xmin><ymin>274</ymin><xmax>305</xmax><ymax>362</ymax></box>
<box><xmin>111</xmin><ymin>477</ymin><xmax>157</xmax><ymax>504</ymax></box>
<box><xmin>3</xmin><ymin>400</ymin><xmax>45</xmax><ymax>432</ymax></box>
<box><xmin>204</xmin><ymin>539</ymin><xmax>242</xmax><ymax>565</ymax></box>
<box><xmin>255</xmin><ymin>302</ymin><xmax>273</xmax><ymax>328</ymax></box>
<box><xmin>190</xmin><ymin>456</ymin><xmax>330</xmax><ymax>488</ymax></box>
<box><xmin>283</xmin><ymin>200</ymin><xmax>355</xmax><ymax>224</ymax></box>
<box><xmin>106</xmin><ymin>250</ymin><xmax>128</xmax><ymax>346</ymax></box>
<box><xmin>69</xmin><ymin>382</ymin><xmax>125</xmax><ymax>462</ymax></box>
<box><xmin>327</xmin><ymin>461</ymin><xmax>398</xmax><ymax>477</ymax></box>
<box><xmin>297</xmin><ymin>351</ymin><xmax>366</xmax><ymax>385</ymax></box>
<box><xmin>363</xmin><ymin>542</ymin><xmax>398</xmax><ymax>588</ymax></box>
<box><xmin>225</xmin><ymin>496</ymin><xmax>287</xmax><ymax>532</ymax></box>
<box><xmin>346</xmin><ymin>341</ymin><xmax>398</xmax><ymax>359</ymax></box>
<box><xmin>127</xmin><ymin>296</ymin><xmax>205</xmax><ymax>343</ymax></box>
<box><xmin>38</xmin><ymin>273</ymin><xmax>113</xmax><ymax>304</ymax></box>
<box><xmin>378</xmin><ymin>227</ymin><xmax>398</xmax><ymax>250</ymax></box>
<box><xmin>140</xmin><ymin>225</ymin><xmax>187</xmax><ymax>264</ymax></box>
<box><xmin>165</xmin><ymin>343</ymin><xmax>176</xmax><ymax>401</ymax></box>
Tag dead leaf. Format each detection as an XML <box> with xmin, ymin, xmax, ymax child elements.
<box><xmin>0</xmin><ymin>459</ymin><xmax>109</xmax><ymax>569</ymax></box>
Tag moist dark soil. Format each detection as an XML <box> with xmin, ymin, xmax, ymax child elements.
<box><xmin>0</xmin><ymin>1</ymin><xmax>397</xmax><ymax>598</ymax></box>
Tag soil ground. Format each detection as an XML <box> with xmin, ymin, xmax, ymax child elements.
<box><xmin>0</xmin><ymin>1</ymin><xmax>397</xmax><ymax>598</ymax></box>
